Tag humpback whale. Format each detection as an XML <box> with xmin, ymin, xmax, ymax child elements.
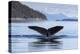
<box><xmin>28</xmin><ymin>26</ymin><xmax>63</xmax><ymax>43</ymax></box>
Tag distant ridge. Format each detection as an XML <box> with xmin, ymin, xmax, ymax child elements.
<box><xmin>9</xmin><ymin>1</ymin><xmax>47</xmax><ymax>22</ymax></box>
<box><xmin>62</xmin><ymin>19</ymin><xmax>78</xmax><ymax>21</ymax></box>
<box><xmin>56</xmin><ymin>19</ymin><xmax>78</xmax><ymax>21</ymax></box>
<box><xmin>47</xmin><ymin>13</ymin><xmax>77</xmax><ymax>21</ymax></box>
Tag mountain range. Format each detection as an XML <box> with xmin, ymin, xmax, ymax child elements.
<box><xmin>46</xmin><ymin>13</ymin><xmax>77</xmax><ymax>21</ymax></box>
<box><xmin>9</xmin><ymin>1</ymin><xmax>47</xmax><ymax>23</ymax></box>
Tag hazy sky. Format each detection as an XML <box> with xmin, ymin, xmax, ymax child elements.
<box><xmin>21</xmin><ymin>2</ymin><xmax>78</xmax><ymax>17</ymax></box>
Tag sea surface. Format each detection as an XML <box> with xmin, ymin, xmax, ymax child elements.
<box><xmin>9</xmin><ymin>21</ymin><xmax>78</xmax><ymax>53</ymax></box>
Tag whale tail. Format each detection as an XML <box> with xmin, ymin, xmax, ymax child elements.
<box><xmin>28</xmin><ymin>26</ymin><xmax>63</xmax><ymax>36</ymax></box>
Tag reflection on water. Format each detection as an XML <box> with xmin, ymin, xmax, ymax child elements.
<box><xmin>9</xmin><ymin>35</ymin><xmax>78</xmax><ymax>53</ymax></box>
<box><xmin>28</xmin><ymin>42</ymin><xmax>62</xmax><ymax>52</ymax></box>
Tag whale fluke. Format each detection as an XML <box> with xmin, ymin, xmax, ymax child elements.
<box><xmin>28</xmin><ymin>26</ymin><xmax>63</xmax><ymax>43</ymax></box>
<box><xmin>48</xmin><ymin>26</ymin><xmax>63</xmax><ymax>36</ymax></box>
<box><xmin>28</xmin><ymin>26</ymin><xmax>63</xmax><ymax>36</ymax></box>
<box><xmin>28</xmin><ymin>26</ymin><xmax>47</xmax><ymax>36</ymax></box>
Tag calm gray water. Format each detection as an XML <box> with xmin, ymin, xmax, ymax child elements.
<box><xmin>10</xmin><ymin>36</ymin><xmax>77</xmax><ymax>53</ymax></box>
<box><xmin>9</xmin><ymin>21</ymin><xmax>78</xmax><ymax>53</ymax></box>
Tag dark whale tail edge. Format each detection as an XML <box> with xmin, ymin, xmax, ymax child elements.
<box><xmin>28</xmin><ymin>26</ymin><xmax>63</xmax><ymax>36</ymax></box>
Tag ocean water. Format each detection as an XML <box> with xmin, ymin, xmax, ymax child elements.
<box><xmin>11</xmin><ymin>21</ymin><xmax>78</xmax><ymax>36</ymax></box>
<box><xmin>9</xmin><ymin>21</ymin><xmax>78</xmax><ymax>53</ymax></box>
<box><xmin>10</xmin><ymin>37</ymin><xmax>77</xmax><ymax>53</ymax></box>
